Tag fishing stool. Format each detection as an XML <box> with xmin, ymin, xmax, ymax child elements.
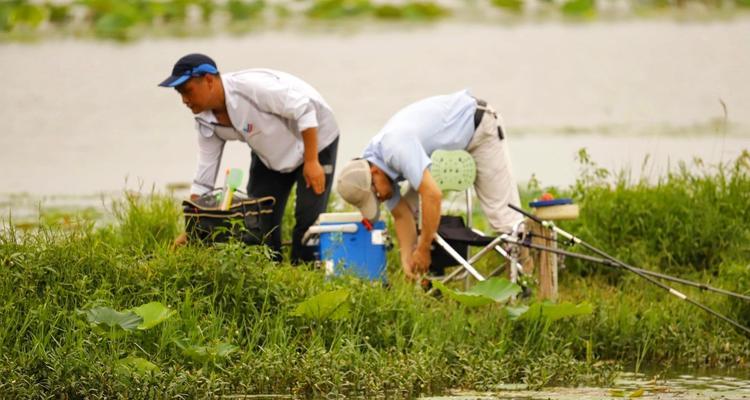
<box><xmin>426</xmin><ymin>150</ymin><xmax>526</xmax><ymax>288</ymax></box>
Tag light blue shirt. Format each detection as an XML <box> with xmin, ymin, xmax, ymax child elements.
<box><xmin>362</xmin><ymin>89</ymin><xmax>477</xmax><ymax>210</ymax></box>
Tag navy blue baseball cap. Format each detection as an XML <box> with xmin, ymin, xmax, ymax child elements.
<box><xmin>158</xmin><ymin>53</ymin><xmax>219</xmax><ymax>88</ymax></box>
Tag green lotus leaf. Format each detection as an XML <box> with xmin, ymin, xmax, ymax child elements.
<box><xmin>80</xmin><ymin>306</ymin><xmax>142</xmax><ymax>331</ymax></box>
<box><xmin>466</xmin><ymin>278</ymin><xmax>522</xmax><ymax>302</ymax></box>
<box><xmin>115</xmin><ymin>356</ymin><xmax>160</xmax><ymax>376</ymax></box>
<box><xmin>177</xmin><ymin>339</ymin><xmax>239</xmax><ymax>363</ymax></box>
<box><xmin>433</xmin><ymin>278</ymin><xmax>521</xmax><ymax>307</ymax></box>
<box><xmin>291</xmin><ymin>288</ymin><xmax>350</xmax><ymax>320</ymax></box>
<box><xmin>131</xmin><ymin>302</ymin><xmax>176</xmax><ymax>330</ymax></box>
<box><xmin>505</xmin><ymin>304</ymin><xmax>530</xmax><ymax>320</ymax></box>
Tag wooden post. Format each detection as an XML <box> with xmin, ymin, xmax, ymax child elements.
<box><xmin>528</xmin><ymin>219</ymin><xmax>558</xmax><ymax>301</ymax></box>
<box><xmin>527</xmin><ymin>204</ymin><xmax>578</xmax><ymax>301</ymax></box>
<box><xmin>539</xmin><ymin>224</ymin><xmax>558</xmax><ymax>301</ymax></box>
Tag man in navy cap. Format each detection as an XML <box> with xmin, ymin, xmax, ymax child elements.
<box><xmin>160</xmin><ymin>53</ymin><xmax>340</xmax><ymax>263</ymax></box>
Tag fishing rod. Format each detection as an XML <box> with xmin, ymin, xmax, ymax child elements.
<box><xmin>523</xmin><ymin>231</ymin><xmax>750</xmax><ymax>302</ymax></box>
<box><xmin>507</xmin><ymin>203</ymin><xmax>750</xmax><ymax>338</ymax></box>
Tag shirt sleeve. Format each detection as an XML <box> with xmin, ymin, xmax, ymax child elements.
<box><xmin>382</xmin><ymin>136</ymin><xmax>431</xmax><ymax>210</ymax></box>
<box><xmin>191</xmin><ymin>126</ymin><xmax>226</xmax><ymax>196</ymax></box>
<box><xmin>385</xmin><ymin>182</ymin><xmax>402</xmax><ymax>211</ymax></box>
<box><xmin>248</xmin><ymin>78</ymin><xmax>319</xmax><ymax>133</ymax></box>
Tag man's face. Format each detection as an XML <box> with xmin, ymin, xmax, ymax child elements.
<box><xmin>371</xmin><ymin>166</ymin><xmax>393</xmax><ymax>201</ymax></box>
<box><xmin>175</xmin><ymin>76</ymin><xmax>211</xmax><ymax>114</ymax></box>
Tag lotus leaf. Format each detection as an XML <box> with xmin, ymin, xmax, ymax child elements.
<box><xmin>131</xmin><ymin>302</ymin><xmax>176</xmax><ymax>330</ymax></box>
<box><xmin>115</xmin><ymin>356</ymin><xmax>160</xmax><ymax>376</ymax></box>
<box><xmin>292</xmin><ymin>288</ymin><xmax>350</xmax><ymax>320</ymax></box>
<box><xmin>432</xmin><ymin>278</ymin><xmax>521</xmax><ymax>307</ymax></box>
<box><xmin>80</xmin><ymin>307</ymin><xmax>142</xmax><ymax>331</ymax></box>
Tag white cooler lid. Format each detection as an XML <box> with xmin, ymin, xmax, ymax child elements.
<box><xmin>317</xmin><ymin>212</ymin><xmax>380</xmax><ymax>223</ymax></box>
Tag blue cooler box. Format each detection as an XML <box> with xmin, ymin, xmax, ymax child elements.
<box><xmin>311</xmin><ymin>213</ymin><xmax>387</xmax><ymax>282</ymax></box>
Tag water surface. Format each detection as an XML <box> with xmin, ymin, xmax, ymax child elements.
<box><xmin>424</xmin><ymin>372</ymin><xmax>750</xmax><ymax>399</ymax></box>
<box><xmin>1</xmin><ymin>20</ymin><xmax>749</xmax><ymax>195</ymax></box>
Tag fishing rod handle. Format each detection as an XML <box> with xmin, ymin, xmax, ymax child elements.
<box><xmin>509</xmin><ymin>203</ymin><xmax>540</xmax><ymax>222</ymax></box>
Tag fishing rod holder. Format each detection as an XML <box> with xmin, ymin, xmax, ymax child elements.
<box><xmin>505</xmin><ymin>203</ymin><xmax>750</xmax><ymax>338</ymax></box>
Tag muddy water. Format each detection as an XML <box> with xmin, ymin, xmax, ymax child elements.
<box><xmin>1</xmin><ymin>20</ymin><xmax>748</xmax><ymax>397</ymax></box>
<box><xmin>425</xmin><ymin>372</ymin><xmax>750</xmax><ymax>399</ymax></box>
<box><xmin>0</xmin><ymin>20</ymin><xmax>749</xmax><ymax>196</ymax></box>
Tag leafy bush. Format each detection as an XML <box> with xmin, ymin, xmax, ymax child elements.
<box><xmin>2</xmin><ymin>152</ymin><xmax>750</xmax><ymax>397</ymax></box>
<box><xmin>563</xmin><ymin>150</ymin><xmax>750</xmax><ymax>274</ymax></box>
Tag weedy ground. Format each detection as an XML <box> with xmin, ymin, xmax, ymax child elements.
<box><xmin>1</xmin><ymin>151</ymin><xmax>748</xmax><ymax>398</ymax></box>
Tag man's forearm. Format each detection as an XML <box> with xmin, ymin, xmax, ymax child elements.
<box><xmin>392</xmin><ymin>201</ymin><xmax>418</xmax><ymax>270</ymax></box>
<box><xmin>416</xmin><ymin>190</ymin><xmax>441</xmax><ymax>252</ymax></box>
<box><xmin>395</xmin><ymin>212</ymin><xmax>417</xmax><ymax>256</ymax></box>
<box><xmin>416</xmin><ymin>171</ymin><xmax>442</xmax><ymax>253</ymax></box>
<box><xmin>301</xmin><ymin>127</ymin><xmax>319</xmax><ymax>163</ymax></box>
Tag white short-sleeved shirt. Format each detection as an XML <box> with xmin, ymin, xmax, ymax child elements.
<box><xmin>190</xmin><ymin>69</ymin><xmax>340</xmax><ymax>195</ymax></box>
<box><xmin>362</xmin><ymin>89</ymin><xmax>477</xmax><ymax>210</ymax></box>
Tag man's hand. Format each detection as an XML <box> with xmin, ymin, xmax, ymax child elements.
<box><xmin>303</xmin><ymin>159</ymin><xmax>326</xmax><ymax>195</ymax></box>
<box><xmin>301</xmin><ymin>127</ymin><xmax>325</xmax><ymax>195</ymax></box>
<box><xmin>410</xmin><ymin>245</ymin><xmax>432</xmax><ymax>277</ymax></box>
<box><xmin>401</xmin><ymin>249</ymin><xmax>418</xmax><ymax>280</ymax></box>
<box><xmin>411</xmin><ymin>170</ymin><xmax>440</xmax><ymax>278</ymax></box>
<box><xmin>171</xmin><ymin>232</ymin><xmax>189</xmax><ymax>250</ymax></box>
<box><xmin>392</xmin><ymin>199</ymin><xmax>420</xmax><ymax>281</ymax></box>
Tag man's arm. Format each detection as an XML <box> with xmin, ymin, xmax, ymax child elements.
<box><xmin>391</xmin><ymin>198</ymin><xmax>418</xmax><ymax>279</ymax></box>
<box><xmin>179</xmin><ymin>128</ymin><xmax>225</xmax><ymax>248</ymax></box>
<box><xmin>248</xmin><ymin>80</ymin><xmax>325</xmax><ymax>195</ymax></box>
<box><xmin>191</xmin><ymin>127</ymin><xmax>226</xmax><ymax>198</ymax></box>
<box><xmin>301</xmin><ymin>127</ymin><xmax>325</xmax><ymax>195</ymax></box>
<box><xmin>411</xmin><ymin>169</ymin><xmax>442</xmax><ymax>276</ymax></box>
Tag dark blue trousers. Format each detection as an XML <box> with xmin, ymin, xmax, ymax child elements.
<box><xmin>247</xmin><ymin>137</ymin><xmax>338</xmax><ymax>263</ymax></box>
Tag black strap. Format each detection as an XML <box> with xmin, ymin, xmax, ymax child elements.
<box><xmin>473</xmin><ymin>99</ymin><xmax>487</xmax><ymax>130</ymax></box>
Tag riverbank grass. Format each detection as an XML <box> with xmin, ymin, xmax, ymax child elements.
<box><xmin>1</xmin><ymin>152</ymin><xmax>749</xmax><ymax>397</ymax></box>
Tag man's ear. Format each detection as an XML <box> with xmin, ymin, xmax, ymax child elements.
<box><xmin>371</xmin><ymin>165</ymin><xmax>387</xmax><ymax>183</ymax></box>
<box><xmin>370</xmin><ymin>166</ymin><xmax>392</xmax><ymax>184</ymax></box>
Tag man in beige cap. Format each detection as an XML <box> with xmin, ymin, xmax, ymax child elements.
<box><xmin>337</xmin><ymin>90</ymin><xmax>522</xmax><ymax>280</ymax></box>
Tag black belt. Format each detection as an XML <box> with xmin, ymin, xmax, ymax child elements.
<box><xmin>474</xmin><ymin>99</ymin><xmax>504</xmax><ymax>140</ymax></box>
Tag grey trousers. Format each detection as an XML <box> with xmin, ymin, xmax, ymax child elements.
<box><xmin>465</xmin><ymin>104</ymin><xmax>523</xmax><ymax>233</ymax></box>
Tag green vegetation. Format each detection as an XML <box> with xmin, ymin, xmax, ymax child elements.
<box><xmin>1</xmin><ymin>0</ymin><xmax>749</xmax><ymax>41</ymax></box>
<box><xmin>1</xmin><ymin>152</ymin><xmax>749</xmax><ymax>397</ymax></box>
<box><xmin>0</xmin><ymin>0</ymin><xmax>450</xmax><ymax>40</ymax></box>
<box><xmin>524</xmin><ymin>150</ymin><xmax>750</xmax><ymax>365</ymax></box>
<box><xmin>563</xmin><ymin>149</ymin><xmax>750</xmax><ymax>274</ymax></box>
<box><xmin>491</xmin><ymin>0</ymin><xmax>524</xmax><ymax>13</ymax></box>
<box><xmin>372</xmin><ymin>1</ymin><xmax>448</xmax><ymax>20</ymax></box>
<box><xmin>560</xmin><ymin>0</ymin><xmax>597</xmax><ymax>17</ymax></box>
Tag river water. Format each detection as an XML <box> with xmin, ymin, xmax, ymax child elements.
<box><xmin>1</xmin><ymin>19</ymin><xmax>749</xmax><ymax>197</ymax></box>
<box><xmin>1</xmin><ymin>19</ymin><xmax>749</xmax><ymax>397</ymax></box>
<box><xmin>424</xmin><ymin>371</ymin><xmax>750</xmax><ymax>399</ymax></box>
